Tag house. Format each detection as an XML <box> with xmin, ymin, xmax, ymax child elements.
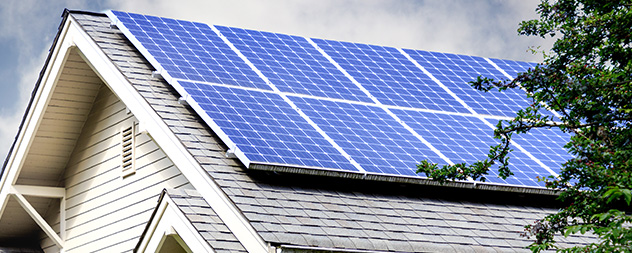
<box><xmin>0</xmin><ymin>9</ymin><xmax>591</xmax><ymax>252</ymax></box>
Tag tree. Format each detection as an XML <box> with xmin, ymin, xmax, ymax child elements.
<box><xmin>417</xmin><ymin>0</ymin><xmax>632</xmax><ymax>251</ymax></box>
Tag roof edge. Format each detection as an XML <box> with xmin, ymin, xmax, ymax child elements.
<box><xmin>278</xmin><ymin>244</ymin><xmax>384</xmax><ymax>253</ymax></box>
<box><xmin>65</xmin><ymin>9</ymin><xmax>107</xmax><ymax>17</ymax></box>
<box><xmin>250</xmin><ymin>163</ymin><xmax>559</xmax><ymax>196</ymax></box>
<box><xmin>134</xmin><ymin>189</ymin><xmax>168</xmax><ymax>252</ymax></box>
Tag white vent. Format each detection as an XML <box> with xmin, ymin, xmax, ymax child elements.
<box><xmin>121</xmin><ymin>124</ymin><xmax>136</xmax><ymax>177</ymax></box>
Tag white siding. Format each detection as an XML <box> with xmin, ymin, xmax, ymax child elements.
<box><xmin>41</xmin><ymin>86</ymin><xmax>193</xmax><ymax>252</ymax></box>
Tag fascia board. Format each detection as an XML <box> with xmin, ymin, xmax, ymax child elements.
<box><xmin>66</xmin><ymin>15</ymin><xmax>269</xmax><ymax>253</ymax></box>
<box><xmin>0</xmin><ymin>17</ymin><xmax>75</xmax><ymax>220</ymax></box>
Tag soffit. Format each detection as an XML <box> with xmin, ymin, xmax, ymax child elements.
<box><xmin>1</xmin><ymin>47</ymin><xmax>105</xmax><ymax>241</ymax></box>
<box><xmin>15</xmin><ymin>48</ymin><xmax>103</xmax><ymax>187</ymax></box>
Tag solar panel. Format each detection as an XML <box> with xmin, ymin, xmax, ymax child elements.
<box><xmin>312</xmin><ymin>39</ymin><xmax>468</xmax><ymax>113</ymax></box>
<box><xmin>392</xmin><ymin>110</ymin><xmax>551</xmax><ymax>187</ymax></box>
<box><xmin>512</xmin><ymin>128</ymin><xmax>573</xmax><ymax>173</ymax></box>
<box><xmin>489</xmin><ymin>58</ymin><xmax>538</xmax><ymax>78</ymax></box>
<box><xmin>403</xmin><ymin>49</ymin><xmax>533</xmax><ymax>117</ymax></box>
<box><xmin>391</xmin><ymin>110</ymin><xmax>497</xmax><ymax>164</ymax></box>
<box><xmin>108</xmin><ymin>10</ymin><xmax>571</xmax><ymax>189</ymax></box>
<box><xmin>215</xmin><ymin>26</ymin><xmax>374</xmax><ymax>103</ymax></box>
<box><xmin>109</xmin><ymin>11</ymin><xmax>270</xmax><ymax>90</ymax></box>
<box><xmin>289</xmin><ymin>96</ymin><xmax>444</xmax><ymax>176</ymax></box>
<box><xmin>494</xmin><ymin>149</ymin><xmax>548</xmax><ymax>187</ymax></box>
<box><xmin>178</xmin><ymin>81</ymin><xmax>358</xmax><ymax>171</ymax></box>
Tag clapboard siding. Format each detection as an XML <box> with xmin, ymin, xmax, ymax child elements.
<box><xmin>41</xmin><ymin>199</ymin><xmax>61</xmax><ymax>253</ymax></box>
<box><xmin>43</xmin><ymin>86</ymin><xmax>193</xmax><ymax>252</ymax></box>
<box><xmin>65</xmin><ymin>156</ymin><xmax>184</xmax><ymax>218</ymax></box>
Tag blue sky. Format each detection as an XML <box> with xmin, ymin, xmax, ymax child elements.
<box><xmin>0</xmin><ymin>0</ymin><xmax>550</xmax><ymax>163</ymax></box>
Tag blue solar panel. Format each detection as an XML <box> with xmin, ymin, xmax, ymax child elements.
<box><xmin>109</xmin><ymin>11</ymin><xmax>270</xmax><ymax>90</ymax></box>
<box><xmin>289</xmin><ymin>96</ymin><xmax>444</xmax><ymax>176</ymax></box>
<box><xmin>512</xmin><ymin>128</ymin><xmax>573</xmax><ymax>174</ymax></box>
<box><xmin>495</xmin><ymin>149</ymin><xmax>548</xmax><ymax>187</ymax></box>
<box><xmin>312</xmin><ymin>39</ymin><xmax>468</xmax><ymax>113</ymax></box>
<box><xmin>391</xmin><ymin>110</ymin><xmax>497</xmax><ymax>164</ymax></box>
<box><xmin>215</xmin><ymin>26</ymin><xmax>373</xmax><ymax>102</ymax></box>
<box><xmin>489</xmin><ymin>58</ymin><xmax>538</xmax><ymax>78</ymax></box>
<box><xmin>178</xmin><ymin>81</ymin><xmax>357</xmax><ymax>171</ymax></box>
<box><xmin>403</xmin><ymin>49</ymin><xmax>533</xmax><ymax>117</ymax></box>
<box><xmin>108</xmin><ymin>10</ymin><xmax>572</xmax><ymax>189</ymax></box>
<box><xmin>392</xmin><ymin>110</ymin><xmax>550</xmax><ymax>187</ymax></box>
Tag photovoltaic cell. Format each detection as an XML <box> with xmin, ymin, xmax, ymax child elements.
<box><xmin>215</xmin><ymin>26</ymin><xmax>373</xmax><ymax>102</ymax></box>
<box><xmin>312</xmin><ymin>39</ymin><xmax>469</xmax><ymax>113</ymax></box>
<box><xmin>497</xmin><ymin>150</ymin><xmax>548</xmax><ymax>187</ymax></box>
<box><xmin>512</xmin><ymin>128</ymin><xmax>573</xmax><ymax>174</ymax></box>
<box><xmin>403</xmin><ymin>49</ymin><xmax>533</xmax><ymax>117</ymax></box>
<box><xmin>393</xmin><ymin>110</ymin><xmax>549</xmax><ymax>187</ymax></box>
<box><xmin>391</xmin><ymin>110</ymin><xmax>497</xmax><ymax>164</ymax></box>
<box><xmin>109</xmin><ymin>10</ymin><xmax>570</xmax><ymax>189</ymax></box>
<box><xmin>109</xmin><ymin>11</ymin><xmax>270</xmax><ymax>90</ymax></box>
<box><xmin>489</xmin><ymin>58</ymin><xmax>538</xmax><ymax>78</ymax></box>
<box><xmin>178</xmin><ymin>81</ymin><xmax>357</xmax><ymax>171</ymax></box>
<box><xmin>289</xmin><ymin>96</ymin><xmax>444</xmax><ymax>176</ymax></box>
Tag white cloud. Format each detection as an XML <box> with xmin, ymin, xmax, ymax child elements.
<box><xmin>0</xmin><ymin>0</ymin><xmax>85</xmax><ymax>163</ymax></box>
<box><xmin>109</xmin><ymin>0</ymin><xmax>549</xmax><ymax>61</ymax></box>
<box><xmin>0</xmin><ymin>49</ymin><xmax>47</xmax><ymax>163</ymax></box>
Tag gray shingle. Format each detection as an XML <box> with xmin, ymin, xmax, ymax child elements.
<box><xmin>294</xmin><ymin>216</ymin><xmax>327</xmax><ymax>227</ymax></box>
<box><xmin>303</xmin><ymin>235</ymin><xmax>334</xmax><ymax>248</ymax></box>
<box><xmin>388</xmin><ymin>241</ymin><xmax>415</xmax><ymax>252</ymax></box>
<box><xmin>330</xmin><ymin>236</ymin><xmax>357</xmax><ymax>249</ymax></box>
<box><xmin>157</xmin><ymin>188</ymin><xmax>247</xmax><ymax>252</ymax></box>
<box><xmin>276</xmin><ymin>233</ymin><xmax>308</xmax><ymax>246</ymax></box>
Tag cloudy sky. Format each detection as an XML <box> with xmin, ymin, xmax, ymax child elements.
<box><xmin>0</xmin><ymin>0</ymin><xmax>550</xmax><ymax>164</ymax></box>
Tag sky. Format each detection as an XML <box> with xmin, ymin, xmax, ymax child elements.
<box><xmin>0</xmin><ymin>0</ymin><xmax>551</xmax><ymax>165</ymax></box>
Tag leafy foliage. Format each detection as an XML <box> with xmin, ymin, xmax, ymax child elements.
<box><xmin>417</xmin><ymin>0</ymin><xmax>632</xmax><ymax>251</ymax></box>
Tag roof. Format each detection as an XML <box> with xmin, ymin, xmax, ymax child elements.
<box><xmin>71</xmin><ymin>11</ymin><xmax>594</xmax><ymax>252</ymax></box>
<box><xmin>163</xmin><ymin>188</ymin><xmax>247</xmax><ymax>252</ymax></box>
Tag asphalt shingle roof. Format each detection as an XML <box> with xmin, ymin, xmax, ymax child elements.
<box><xmin>72</xmin><ymin>11</ymin><xmax>594</xmax><ymax>252</ymax></box>
<box><xmin>165</xmin><ymin>189</ymin><xmax>248</xmax><ymax>253</ymax></box>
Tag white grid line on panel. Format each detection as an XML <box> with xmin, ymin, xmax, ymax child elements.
<box><xmin>211</xmin><ymin>25</ymin><xmax>367</xmax><ymax>173</ymax></box>
<box><xmin>307</xmin><ymin>38</ymin><xmax>456</xmax><ymax>167</ymax></box>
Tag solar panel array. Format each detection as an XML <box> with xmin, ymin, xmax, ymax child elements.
<box><xmin>108</xmin><ymin>11</ymin><xmax>571</xmax><ymax>188</ymax></box>
<box><xmin>312</xmin><ymin>39</ymin><xmax>467</xmax><ymax>112</ymax></box>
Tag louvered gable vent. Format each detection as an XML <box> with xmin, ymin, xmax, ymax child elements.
<box><xmin>121</xmin><ymin>123</ymin><xmax>135</xmax><ymax>177</ymax></box>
